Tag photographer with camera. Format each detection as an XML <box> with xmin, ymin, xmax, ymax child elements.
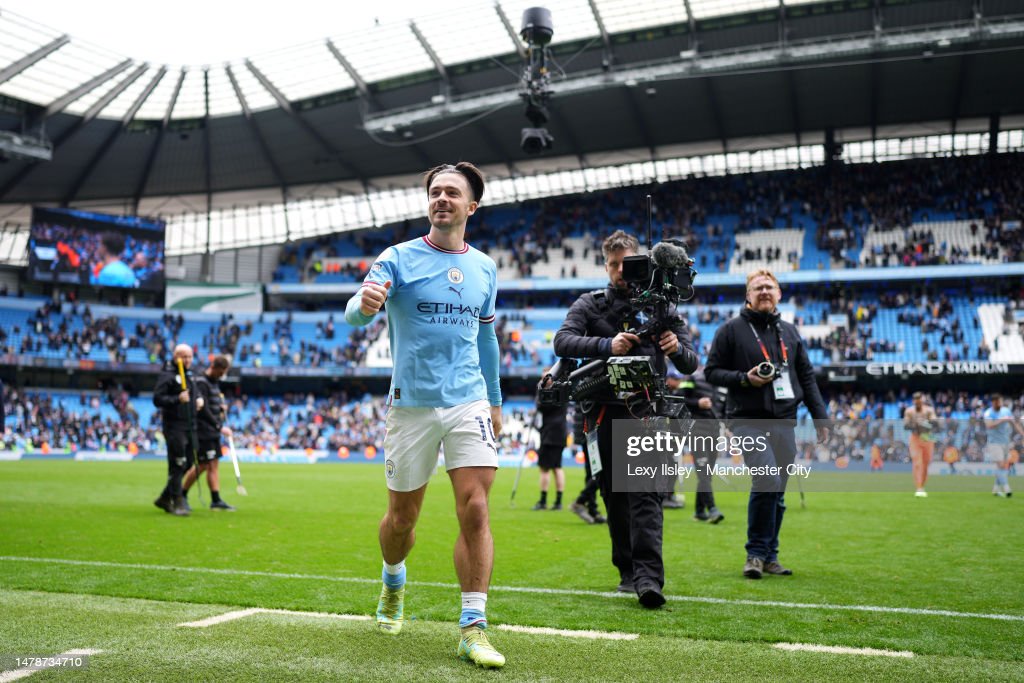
<box><xmin>705</xmin><ymin>270</ymin><xmax>828</xmax><ymax>579</ymax></box>
<box><xmin>553</xmin><ymin>230</ymin><xmax>698</xmax><ymax>608</ymax></box>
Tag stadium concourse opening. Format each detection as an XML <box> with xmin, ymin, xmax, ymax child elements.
<box><xmin>2</xmin><ymin>0</ymin><xmax>1024</xmax><ymax>678</ymax></box>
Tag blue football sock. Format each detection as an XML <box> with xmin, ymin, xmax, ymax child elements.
<box><xmin>459</xmin><ymin>592</ymin><xmax>487</xmax><ymax>628</ymax></box>
<box><xmin>382</xmin><ymin>561</ymin><xmax>406</xmax><ymax>589</ymax></box>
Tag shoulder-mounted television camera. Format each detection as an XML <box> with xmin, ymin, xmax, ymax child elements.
<box><xmin>538</xmin><ymin>356</ymin><xmax>689</xmax><ymax>419</ymax></box>
<box><xmin>539</xmin><ymin>196</ymin><xmax>697</xmax><ymax>420</ymax></box>
<box><xmin>621</xmin><ymin>238</ymin><xmax>697</xmax><ymax>338</ymax></box>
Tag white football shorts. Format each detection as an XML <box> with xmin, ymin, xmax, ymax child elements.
<box><xmin>382</xmin><ymin>399</ymin><xmax>499</xmax><ymax>491</ymax></box>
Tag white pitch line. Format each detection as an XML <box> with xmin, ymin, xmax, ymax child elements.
<box><xmin>178</xmin><ymin>607</ymin><xmax>370</xmax><ymax>628</ymax></box>
<box><xmin>0</xmin><ymin>649</ymin><xmax>103</xmax><ymax>682</ymax></box>
<box><xmin>262</xmin><ymin>608</ymin><xmax>371</xmax><ymax>622</ymax></box>
<box><xmin>774</xmin><ymin>643</ymin><xmax>915</xmax><ymax>658</ymax></box>
<box><xmin>178</xmin><ymin>607</ymin><xmax>633</xmax><ymax>640</ymax></box>
<box><xmin>495</xmin><ymin>624</ymin><xmax>638</xmax><ymax>641</ymax></box>
<box><xmin>3</xmin><ymin>555</ymin><xmax>1023</xmax><ymax>623</ymax></box>
<box><xmin>179</xmin><ymin>608</ymin><xmax>263</xmax><ymax>628</ymax></box>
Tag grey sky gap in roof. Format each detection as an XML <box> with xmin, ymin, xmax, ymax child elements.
<box><xmin>1</xmin><ymin>0</ymin><xmax>1024</xmax><ymax>206</ymax></box>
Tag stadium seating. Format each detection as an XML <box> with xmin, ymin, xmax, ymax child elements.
<box><xmin>275</xmin><ymin>155</ymin><xmax>1024</xmax><ymax>284</ymax></box>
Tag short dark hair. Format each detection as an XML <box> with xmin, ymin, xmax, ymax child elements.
<box><xmin>211</xmin><ymin>354</ymin><xmax>232</xmax><ymax>370</ymax></box>
<box><xmin>101</xmin><ymin>231</ymin><xmax>125</xmax><ymax>256</ymax></box>
<box><xmin>423</xmin><ymin>162</ymin><xmax>485</xmax><ymax>203</ymax></box>
<box><xmin>602</xmin><ymin>230</ymin><xmax>639</xmax><ymax>257</ymax></box>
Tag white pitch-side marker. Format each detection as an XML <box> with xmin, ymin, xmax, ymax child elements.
<box><xmin>178</xmin><ymin>608</ymin><xmax>371</xmax><ymax>628</ymax></box>
<box><xmin>773</xmin><ymin>643</ymin><xmax>914</xmax><ymax>658</ymax></box>
<box><xmin>0</xmin><ymin>649</ymin><xmax>103</xmax><ymax>682</ymax></box>
<box><xmin>495</xmin><ymin>624</ymin><xmax>638</xmax><ymax>641</ymax></box>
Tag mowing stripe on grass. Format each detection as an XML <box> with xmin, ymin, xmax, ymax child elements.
<box><xmin>774</xmin><ymin>643</ymin><xmax>915</xmax><ymax>658</ymax></box>
<box><xmin>495</xmin><ymin>624</ymin><xmax>639</xmax><ymax>640</ymax></box>
<box><xmin>0</xmin><ymin>649</ymin><xmax>102</xmax><ymax>682</ymax></box>
<box><xmin>179</xmin><ymin>608</ymin><xmax>371</xmax><ymax>628</ymax></box>
<box><xmin>4</xmin><ymin>555</ymin><xmax>1023</xmax><ymax>623</ymax></box>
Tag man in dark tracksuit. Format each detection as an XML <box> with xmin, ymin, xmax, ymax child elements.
<box><xmin>554</xmin><ymin>230</ymin><xmax>698</xmax><ymax>608</ymax></box>
<box><xmin>152</xmin><ymin>344</ymin><xmax>201</xmax><ymax>516</ymax></box>
<box><xmin>705</xmin><ymin>270</ymin><xmax>828</xmax><ymax>579</ymax></box>
<box><xmin>533</xmin><ymin>386</ymin><xmax>568</xmax><ymax>511</ymax></box>
<box><xmin>669</xmin><ymin>368</ymin><xmax>724</xmax><ymax>523</ymax></box>
<box><xmin>182</xmin><ymin>354</ymin><xmax>235</xmax><ymax>511</ymax></box>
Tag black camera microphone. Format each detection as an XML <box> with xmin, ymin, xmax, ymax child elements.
<box><xmin>650</xmin><ymin>241</ymin><xmax>691</xmax><ymax>269</ymax></box>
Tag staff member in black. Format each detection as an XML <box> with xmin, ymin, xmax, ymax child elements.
<box><xmin>182</xmin><ymin>354</ymin><xmax>235</xmax><ymax>511</ymax></box>
<box><xmin>532</xmin><ymin>374</ymin><xmax>568</xmax><ymax>511</ymax></box>
<box><xmin>554</xmin><ymin>230</ymin><xmax>698</xmax><ymax>607</ymax></box>
<box><xmin>667</xmin><ymin>367</ymin><xmax>724</xmax><ymax>523</ymax></box>
<box><xmin>152</xmin><ymin>343</ymin><xmax>202</xmax><ymax>517</ymax></box>
<box><xmin>705</xmin><ymin>269</ymin><xmax>828</xmax><ymax>579</ymax></box>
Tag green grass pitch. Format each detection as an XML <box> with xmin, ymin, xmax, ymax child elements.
<box><xmin>0</xmin><ymin>460</ymin><xmax>1021</xmax><ymax>681</ymax></box>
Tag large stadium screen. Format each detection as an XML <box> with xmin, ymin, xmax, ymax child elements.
<box><xmin>27</xmin><ymin>207</ymin><xmax>166</xmax><ymax>291</ymax></box>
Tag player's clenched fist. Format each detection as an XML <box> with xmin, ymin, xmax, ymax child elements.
<box><xmin>359</xmin><ymin>280</ymin><xmax>392</xmax><ymax>316</ymax></box>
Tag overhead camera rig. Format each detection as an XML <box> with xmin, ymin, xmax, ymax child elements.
<box><xmin>518</xmin><ymin>7</ymin><xmax>555</xmax><ymax>154</ymax></box>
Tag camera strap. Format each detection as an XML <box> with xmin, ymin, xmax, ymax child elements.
<box><xmin>747</xmin><ymin>322</ymin><xmax>795</xmax><ymax>400</ymax></box>
<box><xmin>746</xmin><ymin>322</ymin><xmax>788</xmax><ymax>366</ymax></box>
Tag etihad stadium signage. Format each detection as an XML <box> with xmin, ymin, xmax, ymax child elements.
<box><xmin>864</xmin><ymin>361</ymin><xmax>1012</xmax><ymax>377</ymax></box>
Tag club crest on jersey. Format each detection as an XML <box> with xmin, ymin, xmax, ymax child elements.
<box><xmin>385</xmin><ymin>459</ymin><xmax>396</xmax><ymax>478</ymax></box>
<box><xmin>372</xmin><ymin>262</ymin><xmax>384</xmax><ymax>272</ymax></box>
<box><xmin>447</xmin><ymin>267</ymin><xmax>464</xmax><ymax>284</ymax></box>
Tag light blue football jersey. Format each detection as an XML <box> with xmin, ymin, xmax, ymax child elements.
<box><xmin>360</xmin><ymin>236</ymin><xmax>498</xmax><ymax>407</ymax></box>
<box><xmin>984</xmin><ymin>406</ymin><xmax>1014</xmax><ymax>445</ymax></box>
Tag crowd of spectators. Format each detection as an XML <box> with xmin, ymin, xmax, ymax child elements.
<box><xmin>0</xmin><ymin>301</ymin><xmax>186</xmax><ymax>364</ymax></box>
<box><xmin>3</xmin><ymin>383</ymin><xmax>1021</xmax><ymax>468</ymax></box>
<box><xmin>802</xmin><ymin>389</ymin><xmax>1024</xmax><ymax>466</ymax></box>
<box><xmin>283</xmin><ymin>153</ymin><xmax>1024</xmax><ymax>281</ymax></box>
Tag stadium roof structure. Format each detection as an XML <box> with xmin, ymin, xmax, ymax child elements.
<box><xmin>0</xmin><ymin>0</ymin><xmax>1023</xmax><ymax>210</ymax></box>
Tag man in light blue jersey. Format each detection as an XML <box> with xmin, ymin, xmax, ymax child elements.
<box><xmin>90</xmin><ymin>232</ymin><xmax>138</xmax><ymax>288</ymax></box>
<box><xmin>345</xmin><ymin>162</ymin><xmax>505</xmax><ymax>669</ymax></box>
<box><xmin>983</xmin><ymin>393</ymin><xmax>1022</xmax><ymax>498</ymax></box>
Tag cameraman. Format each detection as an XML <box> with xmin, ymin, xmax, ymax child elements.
<box><xmin>705</xmin><ymin>270</ymin><xmax>828</xmax><ymax>579</ymax></box>
<box><xmin>553</xmin><ymin>230</ymin><xmax>698</xmax><ymax>608</ymax></box>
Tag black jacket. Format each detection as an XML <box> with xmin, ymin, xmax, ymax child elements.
<box><xmin>195</xmin><ymin>373</ymin><xmax>226</xmax><ymax>441</ymax></box>
<box><xmin>538</xmin><ymin>402</ymin><xmax>568</xmax><ymax>447</ymax></box>
<box><xmin>553</xmin><ymin>286</ymin><xmax>699</xmax><ymax>405</ymax></box>
<box><xmin>705</xmin><ymin>307</ymin><xmax>827</xmax><ymax>420</ymax></box>
<box><xmin>675</xmin><ymin>370</ymin><xmax>718</xmax><ymax>420</ymax></box>
<box><xmin>152</xmin><ymin>361</ymin><xmax>198</xmax><ymax>436</ymax></box>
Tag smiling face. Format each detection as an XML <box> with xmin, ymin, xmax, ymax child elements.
<box><xmin>746</xmin><ymin>274</ymin><xmax>781</xmax><ymax>313</ymax></box>
<box><xmin>427</xmin><ymin>171</ymin><xmax>477</xmax><ymax>232</ymax></box>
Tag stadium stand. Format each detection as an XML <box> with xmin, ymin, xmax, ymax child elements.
<box><xmin>278</xmin><ymin>155</ymin><xmax>1024</xmax><ymax>284</ymax></box>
